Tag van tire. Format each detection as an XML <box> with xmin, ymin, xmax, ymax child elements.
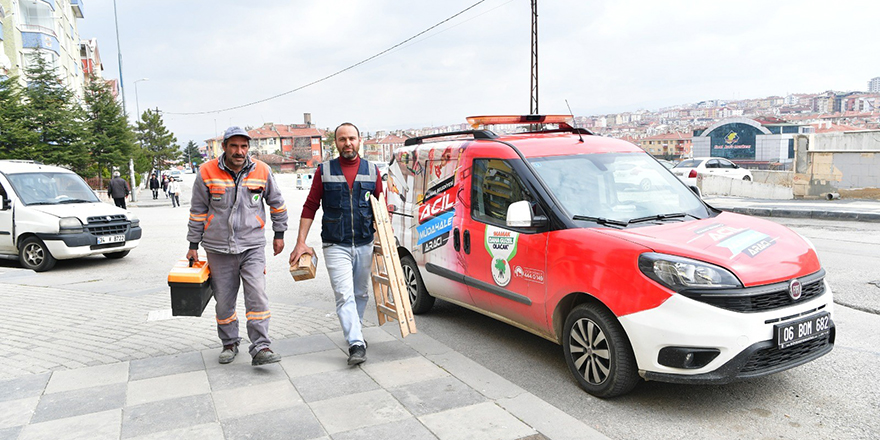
<box><xmin>743</xmin><ymin>175</ymin><xmax>751</xmax><ymax>181</ymax></box>
<box><xmin>19</xmin><ymin>237</ymin><xmax>56</xmax><ymax>272</ymax></box>
<box><xmin>562</xmin><ymin>303</ymin><xmax>639</xmax><ymax>398</ymax></box>
<box><xmin>400</xmin><ymin>255</ymin><xmax>435</xmax><ymax>314</ymax></box>
<box><xmin>104</xmin><ymin>251</ymin><xmax>130</xmax><ymax>259</ymax></box>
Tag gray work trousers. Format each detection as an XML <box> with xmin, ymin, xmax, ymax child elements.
<box><xmin>206</xmin><ymin>247</ymin><xmax>271</xmax><ymax>357</ymax></box>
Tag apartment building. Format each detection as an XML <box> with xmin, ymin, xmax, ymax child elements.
<box><xmin>0</xmin><ymin>0</ymin><xmax>86</xmax><ymax>98</ymax></box>
<box><xmin>638</xmin><ymin>132</ymin><xmax>692</xmax><ymax>159</ymax></box>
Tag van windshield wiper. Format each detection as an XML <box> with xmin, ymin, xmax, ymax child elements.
<box><xmin>57</xmin><ymin>199</ymin><xmax>93</xmax><ymax>204</ymax></box>
<box><xmin>572</xmin><ymin>215</ymin><xmax>628</xmax><ymax>228</ymax></box>
<box><xmin>626</xmin><ymin>212</ymin><xmax>691</xmax><ymax>225</ymax></box>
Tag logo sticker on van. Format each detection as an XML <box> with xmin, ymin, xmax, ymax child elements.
<box><xmin>418</xmin><ymin>188</ymin><xmax>455</xmax><ymax>224</ymax></box>
<box><xmin>417</xmin><ymin>211</ymin><xmax>454</xmax><ymax>245</ymax></box>
<box><xmin>718</xmin><ymin>229</ymin><xmax>777</xmax><ymax>258</ymax></box>
<box><xmin>485</xmin><ymin>226</ymin><xmax>519</xmax><ymax>287</ymax></box>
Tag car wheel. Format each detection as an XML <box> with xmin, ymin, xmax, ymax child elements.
<box><xmin>104</xmin><ymin>250</ymin><xmax>130</xmax><ymax>259</ymax></box>
<box><xmin>563</xmin><ymin>303</ymin><xmax>639</xmax><ymax>398</ymax></box>
<box><xmin>19</xmin><ymin>237</ymin><xmax>57</xmax><ymax>272</ymax></box>
<box><xmin>639</xmin><ymin>179</ymin><xmax>652</xmax><ymax>191</ymax></box>
<box><xmin>743</xmin><ymin>175</ymin><xmax>751</xmax><ymax>181</ymax></box>
<box><xmin>400</xmin><ymin>254</ymin><xmax>435</xmax><ymax>314</ymax></box>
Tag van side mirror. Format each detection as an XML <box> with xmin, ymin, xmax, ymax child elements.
<box><xmin>506</xmin><ymin>200</ymin><xmax>547</xmax><ymax>229</ymax></box>
<box><xmin>689</xmin><ymin>185</ymin><xmax>702</xmax><ymax>198</ymax></box>
<box><xmin>1</xmin><ymin>194</ymin><xmax>10</xmax><ymax>210</ymax></box>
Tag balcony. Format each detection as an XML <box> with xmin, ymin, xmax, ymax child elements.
<box><xmin>20</xmin><ymin>23</ymin><xmax>57</xmax><ymax>38</ymax></box>
<box><xmin>21</xmin><ymin>31</ymin><xmax>60</xmax><ymax>55</ymax></box>
<box><xmin>70</xmin><ymin>0</ymin><xmax>84</xmax><ymax>18</ymax></box>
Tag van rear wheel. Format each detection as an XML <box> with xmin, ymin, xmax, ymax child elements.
<box><xmin>563</xmin><ymin>303</ymin><xmax>639</xmax><ymax>398</ymax></box>
<box><xmin>400</xmin><ymin>255</ymin><xmax>435</xmax><ymax>314</ymax></box>
<box><xmin>19</xmin><ymin>237</ymin><xmax>56</xmax><ymax>272</ymax></box>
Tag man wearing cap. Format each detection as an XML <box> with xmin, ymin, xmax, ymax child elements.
<box><xmin>186</xmin><ymin>126</ymin><xmax>289</xmax><ymax>366</ymax></box>
<box><xmin>290</xmin><ymin>122</ymin><xmax>382</xmax><ymax>365</ymax></box>
<box><xmin>108</xmin><ymin>171</ymin><xmax>130</xmax><ymax>209</ymax></box>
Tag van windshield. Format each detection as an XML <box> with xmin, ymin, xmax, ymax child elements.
<box><xmin>7</xmin><ymin>172</ymin><xmax>100</xmax><ymax>206</ymax></box>
<box><xmin>528</xmin><ymin>153</ymin><xmax>709</xmax><ymax>225</ymax></box>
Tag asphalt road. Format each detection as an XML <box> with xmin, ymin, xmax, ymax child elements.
<box><xmin>3</xmin><ymin>172</ymin><xmax>877</xmax><ymax>439</ymax></box>
<box><xmin>415</xmin><ymin>216</ymin><xmax>880</xmax><ymax>440</ymax></box>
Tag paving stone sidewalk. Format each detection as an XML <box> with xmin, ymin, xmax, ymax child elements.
<box><xmin>0</xmin><ymin>283</ymin><xmax>338</xmax><ymax>380</ymax></box>
<box><xmin>0</xmin><ymin>326</ymin><xmax>607</xmax><ymax>440</ymax></box>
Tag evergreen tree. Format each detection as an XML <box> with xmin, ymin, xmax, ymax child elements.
<box><xmin>135</xmin><ymin>109</ymin><xmax>178</xmax><ymax>171</ymax></box>
<box><xmin>0</xmin><ymin>76</ymin><xmax>38</xmax><ymax>159</ymax></box>
<box><xmin>180</xmin><ymin>140</ymin><xmax>204</xmax><ymax>166</ymax></box>
<box><xmin>20</xmin><ymin>55</ymin><xmax>88</xmax><ymax>171</ymax></box>
<box><xmin>83</xmin><ymin>74</ymin><xmax>135</xmax><ymax>178</ymax></box>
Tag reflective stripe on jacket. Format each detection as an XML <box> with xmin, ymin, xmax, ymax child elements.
<box><xmin>187</xmin><ymin>156</ymin><xmax>288</xmax><ymax>254</ymax></box>
<box><xmin>320</xmin><ymin>158</ymin><xmax>377</xmax><ymax>246</ymax></box>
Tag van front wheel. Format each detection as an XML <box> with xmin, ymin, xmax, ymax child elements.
<box><xmin>563</xmin><ymin>303</ymin><xmax>639</xmax><ymax>398</ymax></box>
<box><xmin>19</xmin><ymin>237</ymin><xmax>56</xmax><ymax>272</ymax></box>
<box><xmin>400</xmin><ymin>255</ymin><xmax>435</xmax><ymax>314</ymax></box>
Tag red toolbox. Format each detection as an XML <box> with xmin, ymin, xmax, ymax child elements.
<box><xmin>168</xmin><ymin>258</ymin><xmax>213</xmax><ymax>317</ymax></box>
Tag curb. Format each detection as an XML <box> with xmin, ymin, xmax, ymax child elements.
<box><xmin>721</xmin><ymin>207</ymin><xmax>880</xmax><ymax>223</ymax></box>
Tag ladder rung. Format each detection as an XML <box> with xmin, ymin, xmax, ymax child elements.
<box><xmin>371</xmin><ymin>274</ymin><xmax>391</xmax><ymax>286</ymax></box>
<box><xmin>373</xmin><ymin>244</ymin><xmax>383</xmax><ymax>255</ymax></box>
<box><xmin>377</xmin><ymin>304</ymin><xmax>398</xmax><ymax>318</ymax></box>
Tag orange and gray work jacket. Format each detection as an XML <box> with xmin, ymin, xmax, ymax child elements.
<box><xmin>187</xmin><ymin>155</ymin><xmax>288</xmax><ymax>254</ymax></box>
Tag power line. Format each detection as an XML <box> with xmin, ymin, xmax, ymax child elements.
<box><xmin>165</xmin><ymin>1</ymin><xmax>490</xmax><ymax>116</ymax></box>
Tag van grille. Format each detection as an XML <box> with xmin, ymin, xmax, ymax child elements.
<box><xmin>681</xmin><ymin>269</ymin><xmax>825</xmax><ymax>313</ymax></box>
<box><xmin>86</xmin><ymin>215</ymin><xmax>129</xmax><ymax>236</ymax></box>
<box><xmin>695</xmin><ymin>279</ymin><xmax>824</xmax><ymax>312</ymax></box>
<box><xmin>740</xmin><ymin>331</ymin><xmax>832</xmax><ymax>373</ymax></box>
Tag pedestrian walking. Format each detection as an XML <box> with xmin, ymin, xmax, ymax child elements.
<box><xmin>187</xmin><ymin>126</ymin><xmax>289</xmax><ymax>366</ymax></box>
<box><xmin>149</xmin><ymin>174</ymin><xmax>160</xmax><ymax>200</ymax></box>
<box><xmin>161</xmin><ymin>175</ymin><xmax>169</xmax><ymax>198</ymax></box>
<box><xmin>168</xmin><ymin>178</ymin><xmax>181</xmax><ymax>207</ymax></box>
<box><xmin>290</xmin><ymin>122</ymin><xmax>383</xmax><ymax>365</ymax></box>
<box><xmin>107</xmin><ymin>171</ymin><xmax>130</xmax><ymax>209</ymax></box>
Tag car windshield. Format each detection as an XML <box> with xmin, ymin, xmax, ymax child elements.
<box><xmin>7</xmin><ymin>172</ymin><xmax>100</xmax><ymax>206</ymax></box>
<box><xmin>675</xmin><ymin>159</ymin><xmax>702</xmax><ymax>168</ymax></box>
<box><xmin>528</xmin><ymin>153</ymin><xmax>709</xmax><ymax>225</ymax></box>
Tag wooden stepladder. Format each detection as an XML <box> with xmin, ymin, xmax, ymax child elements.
<box><xmin>369</xmin><ymin>195</ymin><xmax>417</xmax><ymax>337</ymax></box>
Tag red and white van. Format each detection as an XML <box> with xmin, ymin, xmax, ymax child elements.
<box><xmin>387</xmin><ymin>115</ymin><xmax>834</xmax><ymax>398</ymax></box>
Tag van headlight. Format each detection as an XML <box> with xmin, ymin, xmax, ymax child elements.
<box><xmin>638</xmin><ymin>252</ymin><xmax>742</xmax><ymax>292</ymax></box>
<box><xmin>127</xmin><ymin>213</ymin><xmax>140</xmax><ymax>228</ymax></box>
<box><xmin>59</xmin><ymin>217</ymin><xmax>84</xmax><ymax>234</ymax></box>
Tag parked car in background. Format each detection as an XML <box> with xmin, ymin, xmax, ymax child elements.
<box><xmin>656</xmin><ymin>159</ymin><xmax>676</xmax><ymax>170</ymax></box>
<box><xmin>0</xmin><ymin>160</ymin><xmax>141</xmax><ymax>271</ymax></box>
<box><xmin>672</xmin><ymin>157</ymin><xmax>752</xmax><ymax>187</ymax></box>
<box><xmin>295</xmin><ymin>170</ymin><xmax>315</xmax><ymax>190</ymax></box>
<box><xmin>168</xmin><ymin>170</ymin><xmax>183</xmax><ymax>181</ymax></box>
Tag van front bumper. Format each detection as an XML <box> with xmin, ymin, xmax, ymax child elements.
<box><xmin>36</xmin><ymin>226</ymin><xmax>142</xmax><ymax>259</ymax></box>
<box><xmin>619</xmin><ymin>281</ymin><xmax>835</xmax><ymax>384</ymax></box>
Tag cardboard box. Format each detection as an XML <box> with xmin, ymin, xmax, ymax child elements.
<box><xmin>168</xmin><ymin>258</ymin><xmax>213</xmax><ymax>317</ymax></box>
<box><xmin>290</xmin><ymin>254</ymin><xmax>318</xmax><ymax>281</ymax></box>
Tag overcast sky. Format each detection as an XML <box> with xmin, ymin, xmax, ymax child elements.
<box><xmin>77</xmin><ymin>0</ymin><xmax>880</xmax><ymax>146</ymax></box>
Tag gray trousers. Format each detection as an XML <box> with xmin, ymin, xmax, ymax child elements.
<box><xmin>206</xmin><ymin>248</ymin><xmax>271</xmax><ymax>357</ymax></box>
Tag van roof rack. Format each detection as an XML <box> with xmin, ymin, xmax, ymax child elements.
<box><xmin>404</xmin><ymin>130</ymin><xmax>497</xmax><ymax>146</ymax></box>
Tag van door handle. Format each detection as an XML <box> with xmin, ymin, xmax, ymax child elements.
<box><xmin>463</xmin><ymin>230</ymin><xmax>470</xmax><ymax>254</ymax></box>
<box><xmin>453</xmin><ymin>228</ymin><xmax>461</xmax><ymax>252</ymax></box>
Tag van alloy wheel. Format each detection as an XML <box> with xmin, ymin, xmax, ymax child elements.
<box><xmin>563</xmin><ymin>303</ymin><xmax>639</xmax><ymax>398</ymax></box>
<box><xmin>400</xmin><ymin>255</ymin><xmax>435</xmax><ymax>314</ymax></box>
<box><xmin>19</xmin><ymin>237</ymin><xmax>56</xmax><ymax>272</ymax></box>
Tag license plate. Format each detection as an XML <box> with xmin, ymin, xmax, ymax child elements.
<box><xmin>97</xmin><ymin>234</ymin><xmax>125</xmax><ymax>244</ymax></box>
<box><xmin>775</xmin><ymin>312</ymin><xmax>832</xmax><ymax>349</ymax></box>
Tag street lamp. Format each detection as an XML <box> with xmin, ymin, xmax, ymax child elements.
<box><xmin>134</xmin><ymin>78</ymin><xmax>149</xmax><ymax>121</ymax></box>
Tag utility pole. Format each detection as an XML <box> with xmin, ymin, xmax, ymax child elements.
<box><xmin>113</xmin><ymin>0</ymin><xmax>126</xmax><ymax>116</ymax></box>
<box><xmin>530</xmin><ymin>0</ymin><xmax>539</xmax><ymax>115</ymax></box>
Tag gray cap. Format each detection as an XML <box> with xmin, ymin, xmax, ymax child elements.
<box><xmin>223</xmin><ymin>126</ymin><xmax>251</xmax><ymax>141</ymax></box>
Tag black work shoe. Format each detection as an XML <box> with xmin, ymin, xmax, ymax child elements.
<box><xmin>219</xmin><ymin>344</ymin><xmax>238</xmax><ymax>364</ymax></box>
<box><xmin>348</xmin><ymin>344</ymin><xmax>367</xmax><ymax>366</ymax></box>
<box><xmin>252</xmin><ymin>348</ymin><xmax>281</xmax><ymax>366</ymax></box>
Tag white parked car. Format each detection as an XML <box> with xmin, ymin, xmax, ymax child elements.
<box><xmin>0</xmin><ymin>160</ymin><xmax>141</xmax><ymax>271</ymax></box>
<box><xmin>672</xmin><ymin>157</ymin><xmax>752</xmax><ymax>187</ymax></box>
